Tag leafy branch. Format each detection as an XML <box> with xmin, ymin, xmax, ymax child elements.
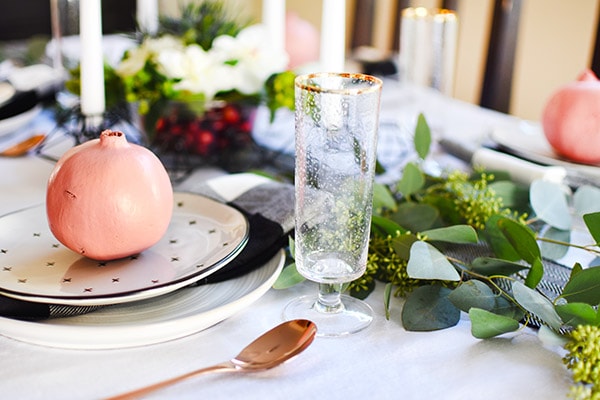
<box><xmin>274</xmin><ymin>113</ymin><xmax>600</xmax><ymax>398</ymax></box>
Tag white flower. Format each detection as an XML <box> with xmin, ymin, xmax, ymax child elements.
<box><xmin>117</xmin><ymin>35</ymin><xmax>184</xmax><ymax>77</ymax></box>
<box><xmin>116</xmin><ymin>24</ymin><xmax>288</xmax><ymax>101</ymax></box>
<box><xmin>210</xmin><ymin>24</ymin><xmax>289</xmax><ymax>94</ymax></box>
<box><xmin>158</xmin><ymin>44</ymin><xmax>232</xmax><ymax>101</ymax></box>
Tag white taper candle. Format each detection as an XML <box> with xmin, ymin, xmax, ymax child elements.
<box><xmin>79</xmin><ymin>0</ymin><xmax>106</xmax><ymax>120</ymax></box>
<box><xmin>320</xmin><ymin>0</ymin><xmax>346</xmax><ymax>72</ymax></box>
<box><xmin>137</xmin><ymin>0</ymin><xmax>159</xmax><ymax>35</ymax></box>
<box><xmin>262</xmin><ymin>0</ymin><xmax>286</xmax><ymax>53</ymax></box>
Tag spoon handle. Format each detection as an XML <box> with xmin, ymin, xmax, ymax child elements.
<box><xmin>106</xmin><ymin>361</ymin><xmax>237</xmax><ymax>400</ymax></box>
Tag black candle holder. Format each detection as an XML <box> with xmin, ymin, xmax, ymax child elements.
<box><xmin>35</xmin><ymin>103</ymin><xmax>145</xmax><ymax>162</ymax></box>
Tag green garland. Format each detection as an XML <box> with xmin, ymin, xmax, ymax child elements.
<box><xmin>275</xmin><ymin>113</ymin><xmax>600</xmax><ymax>399</ymax></box>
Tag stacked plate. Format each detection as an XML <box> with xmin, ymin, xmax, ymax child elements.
<box><xmin>0</xmin><ymin>192</ymin><xmax>284</xmax><ymax>349</ymax></box>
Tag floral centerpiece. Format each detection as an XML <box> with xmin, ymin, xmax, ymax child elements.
<box><xmin>67</xmin><ymin>0</ymin><xmax>295</xmax><ymax>168</ymax></box>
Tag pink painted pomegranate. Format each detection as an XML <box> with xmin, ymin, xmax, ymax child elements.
<box><xmin>541</xmin><ymin>69</ymin><xmax>600</xmax><ymax>164</ymax></box>
<box><xmin>46</xmin><ymin>130</ymin><xmax>173</xmax><ymax>261</ymax></box>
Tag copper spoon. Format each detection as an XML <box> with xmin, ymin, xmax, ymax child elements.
<box><xmin>107</xmin><ymin>319</ymin><xmax>317</xmax><ymax>400</ymax></box>
<box><xmin>0</xmin><ymin>134</ymin><xmax>45</xmax><ymax>157</ymax></box>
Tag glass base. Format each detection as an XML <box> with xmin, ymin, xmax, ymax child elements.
<box><xmin>283</xmin><ymin>294</ymin><xmax>373</xmax><ymax>337</ymax></box>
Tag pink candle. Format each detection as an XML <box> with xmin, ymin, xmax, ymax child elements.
<box><xmin>79</xmin><ymin>0</ymin><xmax>106</xmax><ymax>120</ymax></box>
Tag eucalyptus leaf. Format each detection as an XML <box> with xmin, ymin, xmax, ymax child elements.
<box><xmin>272</xmin><ymin>263</ymin><xmax>305</xmax><ymax>289</ymax></box>
<box><xmin>512</xmin><ymin>281</ymin><xmax>563</xmax><ymax>330</ymax></box>
<box><xmin>414</xmin><ymin>113</ymin><xmax>431</xmax><ymax>159</ymax></box>
<box><xmin>384</xmin><ymin>282</ymin><xmax>393</xmax><ymax>320</ymax></box>
<box><xmin>392</xmin><ymin>202</ymin><xmax>438</xmax><ymax>232</ymax></box>
<box><xmin>497</xmin><ymin>217</ymin><xmax>541</xmax><ymax>264</ymax></box>
<box><xmin>573</xmin><ymin>185</ymin><xmax>600</xmax><ymax>216</ymax></box>
<box><xmin>559</xmin><ymin>265</ymin><xmax>600</xmax><ymax>305</ymax></box>
<box><xmin>555</xmin><ymin>302</ymin><xmax>599</xmax><ymax>327</ymax></box>
<box><xmin>539</xmin><ymin>227</ymin><xmax>570</xmax><ymax>260</ymax></box>
<box><xmin>407</xmin><ymin>241</ymin><xmax>461</xmax><ymax>281</ymax></box>
<box><xmin>391</xmin><ymin>234</ymin><xmax>419</xmax><ymax>260</ymax></box>
<box><xmin>524</xmin><ymin>257</ymin><xmax>544</xmax><ymax>289</ymax></box>
<box><xmin>469</xmin><ymin>308</ymin><xmax>520</xmax><ymax>339</ymax></box>
<box><xmin>421</xmin><ymin>225</ymin><xmax>478</xmax><ymax>244</ymax></box>
<box><xmin>489</xmin><ymin>180</ymin><xmax>529</xmax><ymax>211</ymax></box>
<box><xmin>396</xmin><ymin>162</ymin><xmax>425</xmax><ymax>197</ymax></box>
<box><xmin>401</xmin><ymin>284</ymin><xmax>460</xmax><ymax>331</ymax></box>
<box><xmin>583</xmin><ymin>212</ymin><xmax>600</xmax><ymax>245</ymax></box>
<box><xmin>469</xmin><ymin>257</ymin><xmax>528</xmax><ymax>276</ymax></box>
<box><xmin>373</xmin><ymin>182</ymin><xmax>397</xmax><ymax>214</ymax></box>
<box><xmin>372</xmin><ymin>215</ymin><xmax>406</xmax><ymax>236</ymax></box>
<box><xmin>491</xmin><ymin>294</ymin><xmax>525</xmax><ymax>320</ymax></box>
<box><xmin>448</xmin><ymin>280</ymin><xmax>496</xmax><ymax>312</ymax></box>
<box><xmin>484</xmin><ymin>215</ymin><xmax>520</xmax><ymax>261</ymax></box>
<box><xmin>529</xmin><ymin>180</ymin><xmax>572</xmax><ymax>230</ymax></box>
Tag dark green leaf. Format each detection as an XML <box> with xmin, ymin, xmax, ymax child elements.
<box><xmin>391</xmin><ymin>234</ymin><xmax>419</xmax><ymax>260</ymax></box>
<box><xmin>484</xmin><ymin>215</ymin><xmax>520</xmax><ymax>261</ymax></box>
<box><xmin>384</xmin><ymin>282</ymin><xmax>393</xmax><ymax>320</ymax></box>
<box><xmin>401</xmin><ymin>284</ymin><xmax>460</xmax><ymax>331</ymax></box>
<box><xmin>421</xmin><ymin>225</ymin><xmax>478</xmax><ymax>244</ymax></box>
<box><xmin>371</xmin><ymin>215</ymin><xmax>406</xmax><ymax>236</ymax></box>
<box><xmin>529</xmin><ymin>180</ymin><xmax>572</xmax><ymax>230</ymax></box>
<box><xmin>490</xmin><ymin>294</ymin><xmax>525</xmax><ymax>320</ymax></box>
<box><xmin>448</xmin><ymin>280</ymin><xmax>496</xmax><ymax>312</ymax></box>
<box><xmin>372</xmin><ymin>182</ymin><xmax>397</xmax><ymax>215</ymax></box>
<box><xmin>539</xmin><ymin>227</ymin><xmax>570</xmax><ymax>260</ymax></box>
<box><xmin>560</xmin><ymin>265</ymin><xmax>600</xmax><ymax>305</ymax></box>
<box><xmin>583</xmin><ymin>212</ymin><xmax>600</xmax><ymax>245</ymax></box>
<box><xmin>570</xmin><ymin>262</ymin><xmax>583</xmax><ymax>279</ymax></box>
<box><xmin>524</xmin><ymin>257</ymin><xmax>544</xmax><ymax>288</ymax></box>
<box><xmin>414</xmin><ymin>113</ymin><xmax>431</xmax><ymax>159</ymax></box>
<box><xmin>349</xmin><ymin>279</ymin><xmax>375</xmax><ymax>300</ymax></box>
<box><xmin>407</xmin><ymin>241</ymin><xmax>461</xmax><ymax>281</ymax></box>
<box><xmin>497</xmin><ymin>217</ymin><xmax>541</xmax><ymax>264</ymax></box>
<box><xmin>469</xmin><ymin>257</ymin><xmax>529</xmax><ymax>276</ymax></box>
<box><xmin>396</xmin><ymin>162</ymin><xmax>425</xmax><ymax>197</ymax></box>
<box><xmin>392</xmin><ymin>202</ymin><xmax>438</xmax><ymax>232</ymax></box>
<box><xmin>573</xmin><ymin>185</ymin><xmax>600</xmax><ymax>216</ymax></box>
<box><xmin>555</xmin><ymin>302</ymin><xmax>599</xmax><ymax>327</ymax></box>
<box><xmin>489</xmin><ymin>180</ymin><xmax>530</xmax><ymax>211</ymax></box>
<box><xmin>469</xmin><ymin>308</ymin><xmax>520</xmax><ymax>339</ymax></box>
<box><xmin>272</xmin><ymin>263</ymin><xmax>305</xmax><ymax>289</ymax></box>
<box><xmin>512</xmin><ymin>281</ymin><xmax>563</xmax><ymax>330</ymax></box>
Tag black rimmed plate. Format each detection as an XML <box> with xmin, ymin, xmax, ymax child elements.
<box><xmin>0</xmin><ymin>192</ymin><xmax>248</xmax><ymax>306</ymax></box>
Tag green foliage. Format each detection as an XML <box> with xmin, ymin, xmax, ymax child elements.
<box><xmin>265</xmin><ymin>71</ymin><xmax>296</xmax><ymax>121</ymax></box>
<box><xmin>414</xmin><ymin>113</ymin><xmax>431</xmax><ymax>159</ymax></box>
<box><xmin>158</xmin><ymin>0</ymin><xmax>247</xmax><ymax>49</ymax></box>
<box><xmin>563</xmin><ymin>325</ymin><xmax>600</xmax><ymax>399</ymax></box>
<box><xmin>401</xmin><ymin>285</ymin><xmax>460</xmax><ymax>331</ymax></box>
<box><xmin>469</xmin><ymin>308</ymin><xmax>520</xmax><ymax>339</ymax></box>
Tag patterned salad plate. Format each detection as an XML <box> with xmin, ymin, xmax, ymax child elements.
<box><xmin>0</xmin><ymin>192</ymin><xmax>248</xmax><ymax>306</ymax></box>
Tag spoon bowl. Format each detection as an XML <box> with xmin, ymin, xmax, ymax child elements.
<box><xmin>107</xmin><ymin>319</ymin><xmax>317</xmax><ymax>400</ymax></box>
<box><xmin>0</xmin><ymin>134</ymin><xmax>45</xmax><ymax>157</ymax></box>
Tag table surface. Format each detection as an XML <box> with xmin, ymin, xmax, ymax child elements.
<box><xmin>0</xmin><ymin>80</ymin><xmax>573</xmax><ymax>400</ymax></box>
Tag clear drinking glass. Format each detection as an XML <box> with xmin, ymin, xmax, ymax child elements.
<box><xmin>283</xmin><ymin>72</ymin><xmax>383</xmax><ymax>337</ymax></box>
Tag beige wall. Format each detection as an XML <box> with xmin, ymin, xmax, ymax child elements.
<box><xmin>161</xmin><ymin>0</ymin><xmax>600</xmax><ymax>121</ymax></box>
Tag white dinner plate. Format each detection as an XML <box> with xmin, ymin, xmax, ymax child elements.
<box><xmin>491</xmin><ymin>125</ymin><xmax>600</xmax><ymax>180</ymax></box>
<box><xmin>0</xmin><ymin>250</ymin><xmax>284</xmax><ymax>349</ymax></box>
<box><xmin>0</xmin><ymin>192</ymin><xmax>248</xmax><ymax>306</ymax></box>
<box><xmin>0</xmin><ymin>104</ymin><xmax>42</xmax><ymax>138</ymax></box>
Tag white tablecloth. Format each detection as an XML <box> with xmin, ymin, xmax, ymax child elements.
<box><xmin>0</xmin><ymin>82</ymin><xmax>572</xmax><ymax>400</ymax></box>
